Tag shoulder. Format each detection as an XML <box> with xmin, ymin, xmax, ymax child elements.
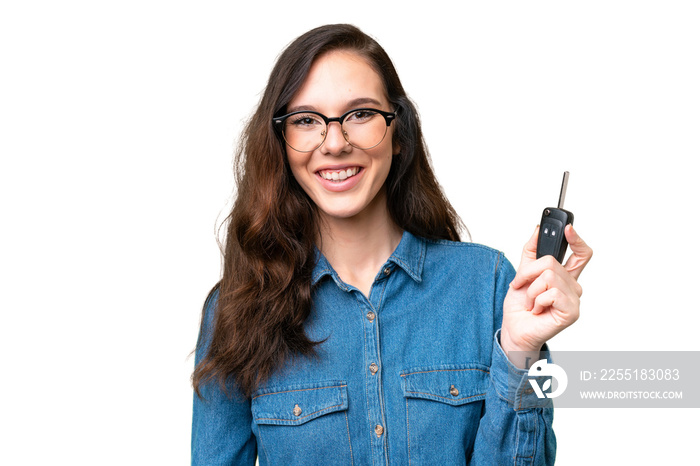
<box><xmin>415</xmin><ymin>237</ymin><xmax>516</xmax><ymax>293</ymax></box>
<box><xmin>412</xmin><ymin>236</ymin><xmax>515</xmax><ymax>324</ymax></box>
<box><xmin>422</xmin><ymin>237</ymin><xmax>513</xmax><ymax>274</ymax></box>
<box><xmin>196</xmin><ymin>283</ymin><xmax>221</xmax><ymax>351</ymax></box>
<box><xmin>204</xmin><ymin>283</ymin><xmax>220</xmax><ymax>313</ymax></box>
<box><xmin>423</xmin><ymin>237</ymin><xmax>504</xmax><ymax>256</ymax></box>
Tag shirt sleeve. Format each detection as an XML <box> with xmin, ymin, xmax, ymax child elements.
<box><xmin>470</xmin><ymin>254</ymin><xmax>556</xmax><ymax>466</ymax></box>
<box><xmin>191</xmin><ymin>287</ymin><xmax>257</xmax><ymax>466</ymax></box>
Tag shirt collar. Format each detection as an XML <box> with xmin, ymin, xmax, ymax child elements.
<box><xmin>311</xmin><ymin>230</ymin><xmax>426</xmax><ymax>286</ymax></box>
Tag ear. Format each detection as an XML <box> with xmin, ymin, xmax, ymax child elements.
<box><xmin>392</xmin><ymin>140</ymin><xmax>401</xmax><ymax>156</ymax></box>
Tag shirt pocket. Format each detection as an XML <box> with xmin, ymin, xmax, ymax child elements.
<box><xmin>251</xmin><ymin>380</ymin><xmax>353</xmax><ymax>466</ymax></box>
<box><xmin>401</xmin><ymin>364</ymin><xmax>489</xmax><ymax>465</ymax></box>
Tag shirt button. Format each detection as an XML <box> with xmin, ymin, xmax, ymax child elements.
<box><xmin>450</xmin><ymin>385</ymin><xmax>459</xmax><ymax>396</ymax></box>
<box><xmin>366</xmin><ymin>311</ymin><xmax>376</xmax><ymax>322</ymax></box>
<box><xmin>293</xmin><ymin>404</ymin><xmax>302</xmax><ymax>416</ymax></box>
<box><xmin>375</xmin><ymin>424</ymin><xmax>384</xmax><ymax>437</ymax></box>
<box><xmin>369</xmin><ymin>363</ymin><xmax>379</xmax><ymax>375</ymax></box>
<box><xmin>383</xmin><ymin>267</ymin><xmax>391</xmax><ymax>276</ymax></box>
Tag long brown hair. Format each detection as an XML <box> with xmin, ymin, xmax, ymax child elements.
<box><xmin>193</xmin><ymin>24</ymin><xmax>463</xmax><ymax>398</ymax></box>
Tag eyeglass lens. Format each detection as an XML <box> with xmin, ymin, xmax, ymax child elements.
<box><xmin>282</xmin><ymin>110</ymin><xmax>389</xmax><ymax>152</ymax></box>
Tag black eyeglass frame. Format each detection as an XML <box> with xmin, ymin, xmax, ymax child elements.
<box><xmin>272</xmin><ymin>107</ymin><xmax>396</xmax><ymax>152</ymax></box>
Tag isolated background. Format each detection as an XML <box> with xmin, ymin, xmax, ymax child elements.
<box><xmin>2</xmin><ymin>1</ymin><xmax>698</xmax><ymax>464</ymax></box>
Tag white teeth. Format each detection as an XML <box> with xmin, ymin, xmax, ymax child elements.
<box><xmin>319</xmin><ymin>167</ymin><xmax>360</xmax><ymax>181</ymax></box>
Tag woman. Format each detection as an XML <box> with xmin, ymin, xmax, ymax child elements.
<box><xmin>192</xmin><ymin>24</ymin><xmax>592</xmax><ymax>465</ymax></box>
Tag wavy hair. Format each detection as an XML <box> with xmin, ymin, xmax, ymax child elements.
<box><xmin>193</xmin><ymin>24</ymin><xmax>463</xmax><ymax>398</ymax></box>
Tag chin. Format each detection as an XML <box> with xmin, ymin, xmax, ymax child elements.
<box><xmin>315</xmin><ymin>200</ymin><xmax>368</xmax><ymax>220</ymax></box>
<box><xmin>319</xmin><ymin>207</ymin><xmax>363</xmax><ymax>220</ymax></box>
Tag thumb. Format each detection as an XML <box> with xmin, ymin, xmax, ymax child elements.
<box><xmin>563</xmin><ymin>224</ymin><xmax>593</xmax><ymax>280</ymax></box>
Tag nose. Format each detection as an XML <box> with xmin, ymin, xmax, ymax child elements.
<box><xmin>320</xmin><ymin>121</ymin><xmax>351</xmax><ymax>156</ymax></box>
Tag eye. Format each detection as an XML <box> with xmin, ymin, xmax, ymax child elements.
<box><xmin>345</xmin><ymin>110</ymin><xmax>377</xmax><ymax>123</ymax></box>
<box><xmin>289</xmin><ymin>113</ymin><xmax>323</xmax><ymax>127</ymax></box>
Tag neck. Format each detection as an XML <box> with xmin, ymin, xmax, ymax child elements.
<box><xmin>317</xmin><ymin>190</ymin><xmax>403</xmax><ymax>295</ymax></box>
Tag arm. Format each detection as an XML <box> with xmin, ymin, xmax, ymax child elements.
<box><xmin>470</xmin><ymin>255</ymin><xmax>555</xmax><ymax>466</ymax></box>
<box><xmin>191</xmin><ymin>287</ymin><xmax>257</xmax><ymax>466</ymax></box>
<box><xmin>472</xmin><ymin>225</ymin><xmax>592</xmax><ymax>465</ymax></box>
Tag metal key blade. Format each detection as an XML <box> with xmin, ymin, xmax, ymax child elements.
<box><xmin>557</xmin><ymin>171</ymin><xmax>569</xmax><ymax>209</ymax></box>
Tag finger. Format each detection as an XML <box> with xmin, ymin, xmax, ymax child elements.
<box><xmin>563</xmin><ymin>224</ymin><xmax>593</xmax><ymax>280</ymax></box>
<box><xmin>525</xmin><ymin>267</ymin><xmax>582</xmax><ymax>311</ymax></box>
<box><xmin>511</xmin><ymin>254</ymin><xmax>560</xmax><ymax>290</ymax></box>
<box><xmin>531</xmin><ymin>288</ymin><xmax>579</xmax><ymax>325</ymax></box>
<box><xmin>510</xmin><ymin>226</ymin><xmax>541</xmax><ymax>290</ymax></box>
<box><xmin>520</xmin><ymin>225</ymin><xmax>540</xmax><ymax>264</ymax></box>
<box><xmin>531</xmin><ymin>288</ymin><xmax>561</xmax><ymax>315</ymax></box>
<box><xmin>513</xmin><ymin>254</ymin><xmax>583</xmax><ymax>293</ymax></box>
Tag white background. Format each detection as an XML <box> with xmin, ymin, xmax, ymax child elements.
<box><xmin>1</xmin><ymin>1</ymin><xmax>698</xmax><ymax>464</ymax></box>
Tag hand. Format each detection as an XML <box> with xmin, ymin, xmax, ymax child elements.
<box><xmin>501</xmin><ymin>225</ymin><xmax>593</xmax><ymax>359</ymax></box>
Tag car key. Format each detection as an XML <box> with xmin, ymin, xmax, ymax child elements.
<box><xmin>536</xmin><ymin>171</ymin><xmax>574</xmax><ymax>263</ymax></box>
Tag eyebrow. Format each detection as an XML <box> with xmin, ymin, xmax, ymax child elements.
<box><xmin>287</xmin><ymin>97</ymin><xmax>384</xmax><ymax>115</ymax></box>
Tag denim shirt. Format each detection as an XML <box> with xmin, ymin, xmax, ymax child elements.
<box><xmin>192</xmin><ymin>231</ymin><xmax>555</xmax><ymax>465</ymax></box>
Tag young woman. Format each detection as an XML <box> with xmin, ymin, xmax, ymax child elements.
<box><xmin>192</xmin><ymin>24</ymin><xmax>592</xmax><ymax>465</ymax></box>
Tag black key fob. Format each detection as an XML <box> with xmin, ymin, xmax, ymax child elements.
<box><xmin>536</xmin><ymin>172</ymin><xmax>574</xmax><ymax>263</ymax></box>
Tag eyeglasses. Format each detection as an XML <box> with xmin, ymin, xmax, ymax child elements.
<box><xmin>273</xmin><ymin>108</ymin><xmax>396</xmax><ymax>153</ymax></box>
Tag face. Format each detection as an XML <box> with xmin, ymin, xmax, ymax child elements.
<box><xmin>284</xmin><ymin>50</ymin><xmax>398</xmax><ymax>223</ymax></box>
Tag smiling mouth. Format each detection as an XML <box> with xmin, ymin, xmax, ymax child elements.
<box><xmin>317</xmin><ymin>167</ymin><xmax>362</xmax><ymax>182</ymax></box>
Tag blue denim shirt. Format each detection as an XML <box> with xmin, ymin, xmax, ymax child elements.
<box><xmin>192</xmin><ymin>231</ymin><xmax>555</xmax><ymax>465</ymax></box>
